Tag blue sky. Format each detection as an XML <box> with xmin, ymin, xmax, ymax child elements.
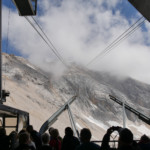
<box><xmin>2</xmin><ymin>0</ymin><xmax>150</xmax><ymax>84</ymax></box>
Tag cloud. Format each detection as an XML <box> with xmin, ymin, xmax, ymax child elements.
<box><xmin>2</xmin><ymin>0</ymin><xmax>150</xmax><ymax>84</ymax></box>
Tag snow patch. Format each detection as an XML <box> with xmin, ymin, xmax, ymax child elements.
<box><xmin>90</xmin><ymin>102</ymin><xmax>98</xmax><ymax>110</ymax></box>
<box><xmin>84</xmin><ymin>115</ymin><xmax>108</xmax><ymax>130</ymax></box>
<box><xmin>27</xmin><ymin>63</ymin><xmax>36</xmax><ymax>70</ymax></box>
<box><xmin>76</xmin><ymin>123</ymin><xmax>82</xmax><ymax>129</ymax></box>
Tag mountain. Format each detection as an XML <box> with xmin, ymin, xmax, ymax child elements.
<box><xmin>2</xmin><ymin>53</ymin><xmax>150</xmax><ymax>140</ymax></box>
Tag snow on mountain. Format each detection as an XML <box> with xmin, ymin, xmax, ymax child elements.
<box><xmin>2</xmin><ymin>53</ymin><xmax>150</xmax><ymax>140</ymax></box>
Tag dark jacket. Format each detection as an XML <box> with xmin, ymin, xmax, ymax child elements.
<box><xmin>61</xmin><ymin>135</ymin><xmax>80</xmax><ymax>150</ymax></box>
<box><xmin>75</xmin><ymin>142</ymin><xmax>101</xmax><ymax>150</ymax></box>
<box><xmin>30</xmin><ymin>130</ymin><xmax>42</xmax><ymax>150</ymax></box>
<box><xmin>0</xmin><ymin>135</ymin><xmax>10</xmax><ymax>150</ymax></box>
<box><xmin>49</xmin><ymin>138</ymin><xmax>61</xmax><ymax>150</ymax></box>
<box><xmin>138</xmin><ymin>143</ymin><xmax>150</xmax><ymax>150</ymax></box>
<box><xmin>15</xmin><ymin>144</ymin><xmax>35</xmax><ymax>150</ymax></box>
<box><xmin>39</xmin><ymin>145</ymin><xmax>52</xmax><ymax>150</ymax></box>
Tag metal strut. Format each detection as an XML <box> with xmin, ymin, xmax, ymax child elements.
<box><xmin>39</xmin><ymin>95</ymin><xmax>77</xmax><ymax>135</ymax></box>
<box><xmin>67</xmin><ymin>102</ymin><xmax>79</xmax><ymax>139</ymax></box>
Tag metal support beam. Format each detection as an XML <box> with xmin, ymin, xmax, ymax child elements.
<box><xmin>39</xmin><ymin>96</ymin><xmax>77</xmax><ymax>135</ymax></box>
<box><xmin>12</xmin><ymin>0</ymin><xmax>37</xmax><ymax>16</ymax></box>
<box><xmin>122</xmin><ymin>102</ymin><xmax>126</xmax><ymax>128</ymax></box>
<box><xmin>2</xmin><ymin>116</ymin><xmax>5</xmax><ymax>128</ymax></box>
<box><xmin>67</xmin><ymin>103</ymin><xmax>79</xmax><ymax>139</ymax></box>
<box><xmin>128</xmin><ymin>0</ymin><xmax>150</xmax><ymax>22</ymax></box>
<box><xmin>16</xmin><ymin>114</ymin><xmax>19</xmax><ymax>132</ymax></box>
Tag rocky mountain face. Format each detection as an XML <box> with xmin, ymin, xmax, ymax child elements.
<box><xmin>2</xmin><ymin>53</ymin><xmax>150</xmax><ymax>140</ymax></box>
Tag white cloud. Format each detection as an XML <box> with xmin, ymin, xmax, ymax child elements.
<box><xmin>2</xmin><ymin>0</ymin><xmax>150</xmax><ymax>84</ymax></box>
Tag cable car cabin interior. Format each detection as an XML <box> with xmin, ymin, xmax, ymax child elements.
<box><xmin>0</xmin><ymin>104</ymin><xmax>29</xmax><ymax>135</ymax></box>
<box><xmin>12</xmin><ymin>0</ymin><xmax>37</xmax><ymax>16</ymax></box>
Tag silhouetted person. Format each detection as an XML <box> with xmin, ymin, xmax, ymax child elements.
<box><xmin>76</xmin><ymin>128</ymin><xmax>101</xmax><ymax>150</ymax></box>
<box><xmin>49</xmin><ymin>128</ymin><xmax>61</xmax><ymax>150</ymax></box>
<box><xmin>39</xmin><ymin>133</ymin><xmax>52</xmax><ymax>150</ymax></box>
<box><xmin>15</xmin><ymin>132</ymin><xmax>35</xmax><ymax>150</ymax></box>
<box><xmin>61</xmin><ymin>127</ymin><xmax>80</xmax><ymax>150</ymax></box>
<box><xmin>101</xmin><ymin>126</ymin><xmax>137</xmax><ymax>150</ymax></box>
<box><xmin>49</xmin><ymin>127</ymin><xmax>54</xmax><ymax>140</ymax></box>
<box><xmin>49</xmin><ymin>127</ymin><xmax>62</xmax><ymax>143</ymax></box>
<box><xmin>138</xmin><ymin>134</ymin><xmax>150</xmax><ymax>150</ymax></box>
<box><xmin>26</xmin><ymin>125</ymin><xmax>42</xmax><ymax>150</ymax></box>
<box><xmin>0</xmin><ymin>127</ymin><xmax>10</xmax><ymax>150</ymax></box>
<box><xmin>9</xmin><ymin>131</ymin><xmax>18</xmax><ymax>150</ymax></box>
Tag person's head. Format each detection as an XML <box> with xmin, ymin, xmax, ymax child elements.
<box><xmin>19</xmin><ymin>132</ymin><xmax>30</xmax><ymax>145</ymax></box>
<box><xmin>139</xmin><ymin>134</ymin><xmax>150</xmax><ymax>143</ymax></box>
<box><xmin>41</xmin><ymin>133</ymin><xmax>50</xmax><ymax>145</ymax></box>
<box><xmin>48</xmin><ymin>127</ymin><xmax>54</xmax><ymax>136</ymax></box>
<box><xmin>80</xmin><ymin>128</ymin><xmax>91</xmax><ymax>143</ymax></box>
<box><xmin>118</xmin><ymin>128</ymin><xmax>133</xmax><ymax>147</ymax></box>
<box><xmin>19</xmin><ymin>129</ymin><xmax>26</xmax><ymax>135</ymax></box>
<box><xmin>0</xmin><ymin>127</ymin><xmax>6</xmax><ymax>136</ymax></box>
<box><xmin>51</xmin><ymin>129</ymin><xmax>59</xmax><ymax>139</ymax></box>
<box><xmin>9</xmin><ymin>131</ymin><xmax>18</xmax><ymax>140</ymax></box>
<box><xmin>26</xmin><ymin>125</ymin><xmax>33</xmax><ymax>133</ymax></box>
<box><xmin>65</xmin><ymin>127</ymin><xmax>73</xmax><ymax>137</ymax></box>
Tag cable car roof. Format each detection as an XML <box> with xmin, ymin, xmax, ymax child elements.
<box><xmin>0</xmin><ymin>104</ymin><xmax>29</xmax><ymax>117</ymax></box>
<box><xmin>12</xmin><ymin>0</ymin><xmax>37</xmax><ymax>16</ymax></box>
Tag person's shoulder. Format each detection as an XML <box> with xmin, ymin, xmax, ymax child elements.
<box><xmin>73</xmin><ymin>136</ymin><xmax>80</xmax><ymax>142</ymax></box>
<box><xmin>15</xmin><ymin>144</ymin><xmax>35</xmax><ymax>150</ymax></box>
<box><xmin>73</xmin><ymin>136</ymin><xmax>79</xmax><ymax>140</ymax></box>
<box><xmin>76</xmin><ymin>142</ymin><xmax>100</xmax><ymax>150</ymax></box>
<box><xmin>90</xmin><ymin>142</ymin><xmax>101</xmax><ymax>149</ymax></box>
<box><xmin>75</xmin><ymin>144</ymin><xmax>82</xmax><ymax>150</ymax></box>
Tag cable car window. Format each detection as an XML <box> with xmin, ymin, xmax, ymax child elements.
<box><xmin>5</xmin><ymin>118</ymin><xmax>17</xmax><ymax>126</ymax></box>
<box><xmin>6</xmin><ymin>128</ymin><xmax>16</xmax><ymax>135</ymax></box>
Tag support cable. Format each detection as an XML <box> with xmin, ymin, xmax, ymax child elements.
<box><xmin>31</xmin><ymin>16</ymin><xmax>65</xmax><ymax>65</ymax></box>
<box><xmin>87</xmin><ymin>17</ymin><xmax>145</xmax><ymax>66</ymax></box>
<box><xmin>24</xmin><ymin>16</ymin><xmax>68</xmax><ymax>68</ymax></box>
<box><xmin>90</xmin><ymin>19</ymin><xmax>145</xmax><ymax>63</ymax></box>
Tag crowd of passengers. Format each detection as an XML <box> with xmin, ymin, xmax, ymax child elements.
<box><xmin>0</xmin><ymin>125</ymin><xmax>150</xmax><ymax>150</ymax></box>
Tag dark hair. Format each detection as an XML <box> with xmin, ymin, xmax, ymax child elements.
<box><xmin>65</xmin><ymin>127</ymin><xmax>73</xmax><ymax>136</ymax></box>
<box><xmin>19</xmin><ymin>129</ymin><xmax>26</xmax><ymax>135</ymax></box>
<box><xmin>19</xmin><ymin>132</ymin><xmax>30</xmax><ymax>144</ymax></box>
<box><xmin>119</xmin><ymin>128</ymin><xmax>133</xmax><ymax>144</ymax></box>
<box><xmin>80</xmin><ymin>128</ymin><xmax>91</xmax><ymax>142</ymax></box>
<box><xmin>42</xmin><ymin>133</ymin><xmax>50</xmax><ymax>144</ymax></box>
<box><xmin>51</xmin><ymin>129</ymin><xmax>59</xmax><ymax>138</ymax></box>
<box><xmin>26</xmin><ymin>125</ymin><xmax>33</xmax><ymax>133</ymax></box>
<box><xmin>140</xmin><ymin>134</ymin><xmax>150</xmax><ymax>143</ymax></box>
<box><xmin>48</xmin><ymin>127</ymin><xmax>54</xmax><ymax>135</ymax></box>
